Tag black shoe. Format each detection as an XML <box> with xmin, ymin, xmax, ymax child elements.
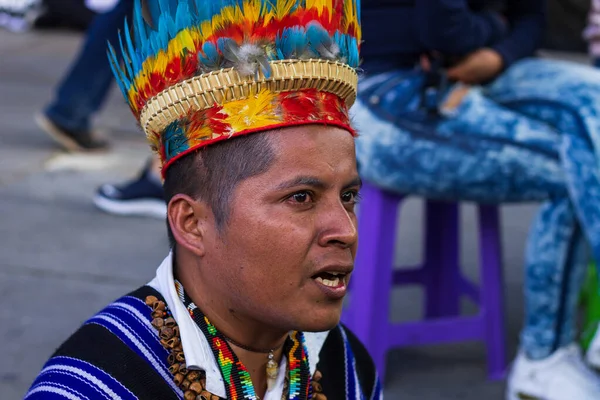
<box><xmin>35</xmin><ymin>112</ymin><xmax>109</xmax><ymax>152</ymax></box>
<box><xmin>93</xmin><ymin>166</ymin><xmax>166</xmax><ymax>219</ymax></box>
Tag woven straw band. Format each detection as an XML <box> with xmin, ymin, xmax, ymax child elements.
<box><xmin>139</xmin><ymin>59</ymin><xmax>358</xmax><ymax>137</ymax></box>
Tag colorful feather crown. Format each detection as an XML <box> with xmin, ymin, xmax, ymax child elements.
<box><xmin>109</xmin><ymin>0</ymin><xmax>361</xmax><ymax>171</ymax></box>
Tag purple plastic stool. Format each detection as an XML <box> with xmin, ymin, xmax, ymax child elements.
<box><xmin>342</xmin><ymin>181</ymin><xmax>506</xmax><ymax>381</ymax></box>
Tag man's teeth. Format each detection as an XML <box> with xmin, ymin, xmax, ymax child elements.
<box><xmin>315</xmin><ymin>276</ymin><xmax>341</xmax><ymax>287</ymax></box>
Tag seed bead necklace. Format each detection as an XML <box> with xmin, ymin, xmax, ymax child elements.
<box><xmin>175</xmin><ymin>280</ymin><xmax>312</xmax><ymax>400</ymax></box>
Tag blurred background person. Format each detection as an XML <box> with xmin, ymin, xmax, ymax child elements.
<box><xmin>34</xmin><ymin>0</ymin><xmax>130</xmax><ymax>152</ymax></box>
<box><xmin>352</xmin><ymin>0</ymin><xmax>600</xmax><ymax>399</ymax></box>
<box><xmin>93</xmin><ymin>155</ymin><xmax>165</xmax><ymax>218</ymax></box>
<box><xmin>584</xmin><ymin>0</ymin><xmax>600</xmax><ymax>66</ymax></box>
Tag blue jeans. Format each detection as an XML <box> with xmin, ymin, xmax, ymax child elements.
<box><xmin>45</xmin><ymin>0</ymin><xmax>133</xmax><ymax>132</ymax></box>
<box><xmin>352</xmin><ymin>58</ymin><xmax>600</xmax><ymax>360</ymax></box>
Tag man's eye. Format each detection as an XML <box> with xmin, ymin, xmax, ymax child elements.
<box><xmin>341</xmin><ymin>190</ymin><xmax>360</xmax><ymax>204</ymax></box>
<box><xmin>290</xmin><ymin>191</ymin><xmax>312</xmax><ymax>203</ymax></box>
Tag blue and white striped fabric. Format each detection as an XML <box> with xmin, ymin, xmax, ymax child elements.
<box><xmin>26</xmin><ymin>356</ymin><xmax>137</xmax><ymax>400</ymax></box>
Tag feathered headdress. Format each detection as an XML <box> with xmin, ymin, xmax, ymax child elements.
<box><xmin>109</xmin><ymin>0</ymin><xmax>361</xmax><ymax>171</ymax></box>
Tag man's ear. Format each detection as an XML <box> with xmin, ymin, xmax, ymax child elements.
<box><xmin>167</xmin><ymin>194</ymin><xmax>211</xmax><ymax>257</ymax></box>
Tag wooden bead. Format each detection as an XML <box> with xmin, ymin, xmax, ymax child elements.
<box><xmin>176</xmin><ymin>352</ymin><xmax>186</xmax><ymax>362</ymax></box>
<box><xmin>173</xmin><ymin>373</ymin><xmax>185</xmax><ymax>386</ymax></box>
<box><xmin>159</xmin><ymin>326</ymin><xmax>175</xmax><ymax>340</ymax></box>
<box><xmin>184</xmin><ymin>390</ymin><xmax>196</xmax><ymax>400</ymax></box>
<box><xmin>313</xmin><ymin>393</ymin><xmax>327</xmax><ymax>400</ymax></box>
<box><xmin>196</xmin><ymin>394</ymin><xmax>209</xmax><ymax>400</ymax></box>
<box><xmin>166</xmin><ymin>337</ymin><xmax>180</xmax><ymax>349</ymax></box>
<box><xmin>145</xmin><ymin>295</ymin><xmax>158</xmax><ymax>306</ymax></box>
<box><xmin>167</xmin><ymin>353</ymin><xmax>176</xmax><ymax>365</ymax></box>
<box><xmin>311</xmin><ymin>381</ymin><xmax>322</xmax><ymax>392</ymax></box>
<box><xmin>179</xmin><ymin>365</ymin><xmax>188</xmax><ymax>375</ymax></box>
<box><xmin>313</xmin><ymin>370</ymin><xmax>323</xmax><ymax>381</ymax></box>
<box><xmin>181</xmin><ymin>379</ymin><xmax>191</xmax><ymax>391</ymax></box>
<box><xmin>152</xmin><ymin>310</ymin><xmax>166</xmax><ymax>319</ymax></box>
<box><xmin>151</xmin><ymin>317</ymin><xmax>165</xmax><ymax>329</ymax></box>
<box><xmin>152</xmin><ymin>301</ymin><xmax>166</xmax><ymax>311</ymax></box>
<box><xmin>165</xmin><ymin>317</ymin><xmax>177</xmax><ymax>327</ymax></box>
<box><xmin>168</xmin><ymin>363</ymin><xmax>179</xmax><ymax>375</ymax></box>
<box><xmin>187</xmin><ymin>371</ymin><xmax>200</xmax><ymax>381</ymax></box>
<box><xmin>189</xmin><ymin>381</ymin><xmax>203</xmax><ymax>393</ymax></box>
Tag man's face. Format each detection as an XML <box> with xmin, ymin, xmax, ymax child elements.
<box><xmin>204</xmin><ymin>125</ymin><xmax>360</xmax><ymax>332</ymax></box>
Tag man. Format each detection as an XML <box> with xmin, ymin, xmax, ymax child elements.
<box><xmin>26</xmin><ymin>0</ymin><xmax>381</xmax><ymax>399</ymax></box>
<box><xmin>354</xmin><ymin>0</ymin><xmax>600</xmax><ymax>399</ymax></box>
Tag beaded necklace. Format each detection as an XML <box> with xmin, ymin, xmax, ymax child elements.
<box><xmin>175</xmin><ymin>281</ymin><xmax>312</xmax><ymax>400</ymax></box>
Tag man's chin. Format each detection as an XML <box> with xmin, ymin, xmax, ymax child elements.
<box><xmin>295</xmin><ymin>307</ymin><xmax>343</xmax><ymax>333</ymax></box>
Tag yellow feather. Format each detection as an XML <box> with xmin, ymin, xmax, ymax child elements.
<box><xmin>274</xmin><ymin>0</ymin><xmax>297</xmax><ymax>19</ymax></box>
<box><xmin>154</xmin><ymin>51</ymin><xmax>169</xmax><ymax>74</ymax></box>
<box><xmin>306</xmin><ymin>0</ymin><xmax>332</xmax><ymax>15</ymax></box>
<box><xmin>222</xmin><ymin>90</ymin><xmax>281</xmax><ymax>132</ymax></box>
<box><xmin>242</xmin><ymin>0</ymin><xmax>261</xmax><ymax>22</ymax></box>
<box><xmin>187</xmin><ymin>125</ymin><xmax>214</xmax><ymax>142</ymax></box>
<box><xmin>343</xmin><ymin>0</ymin><xmax>358</xmax><ymax>32</ymax></box>
<box><xmin>177</xmin><ymin>30</ymin><xmax>196</xmax><ymax>53</ymax></box>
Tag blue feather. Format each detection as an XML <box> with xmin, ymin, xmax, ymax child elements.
<box><xmin>157</xmin><ymin>0</ymin><xmax>174</xmax><ymax>16</ymax></box>
<box><xmin>276</xmin><ymin>27</ymin><xmax>308</xmax><ymax>59</ymax></box>
<box><xmin>123</xmin><ymin>19</ymin><xmax>141</xmax><ymax>74</ymax></box>
<box><xmin>333</xmin><ymin>32</ymin><xmax>346</xmax><ymax>59</ymax></box>
<box><xmin>107</xmin><ymin>44</ymin><xmax>130</xmax><ymax>99</ymax></box>
<box><xmin>162</xmin><ymin>123</ymin><xmax>190</xmax><ymax>160</ymax></box>
<box><xmin>175</xmin><ymin>0</ymin><xmax>192</xmax><ymax>32</ymax></box>
<box><xmin>306</xmin><ymin>22</ymin><xmax>334</xmax><ymax>58</ymax></box>
<box><xmin>132</xmin><ymin>0</ymin><xmax>147</xmax><ymax>53</ymax></box>
<box><xmin>156</xmin><ymin>16</ymin><xmax>171</xmax><ymax>52</ymax></box>
<box><xmin>216</xmin><ymin>37</ymin><xmax>234</xmax><ymax>54</ymax></box>
<box><xmin>198</xmin><ymin>41</ymin><xmax>222</xmax><ymax>69</ymax></box>
<box><xmin>145</xmin><ymin>0</ymin><xmax>161</xmax><ymax>26</ymax></box>
<box><xmin>193</xmin><ymin>0</ymin><xmax>211</xmax><ymax>22</ymax></box>
<box><xmin>118</xmin><ymin>30</ymin><xmax>135</xmax><ymax>81</ymax></box>
<box><xmin>149</xmin><ymin>33</ymin><xmax>161</xmax><ymax>57</ymax></box>
<box><xmin>347</xmin><ymin>36</ymin><xmax>359</xmax><ymax>67</ymax></box>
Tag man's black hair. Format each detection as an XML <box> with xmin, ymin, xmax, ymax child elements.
<box><xmin>163</xmin><ymin>133</ymin><xmax>276</xmax><ymax>248</ymax></box>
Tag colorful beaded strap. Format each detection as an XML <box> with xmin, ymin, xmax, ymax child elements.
<box><xmin>176</xmin><ymin>281</ymin><xmax>312</xmax><ymax>400</ymax></box>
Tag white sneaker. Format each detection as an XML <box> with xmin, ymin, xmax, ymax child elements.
<box><xmin>506</xmin><ymin>344</ymin><xmax>600</xmax><ymax>400</ymax></box>
<box><xmin>586</xmin><ymin>323</ymin><xmax>600</xmax><ymax>370</ymax></box>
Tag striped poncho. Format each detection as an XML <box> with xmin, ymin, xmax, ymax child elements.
<box><xmin>25</xmin><ymin>285</ymin><xmax>382</xmax><ymax>399</ymax></box>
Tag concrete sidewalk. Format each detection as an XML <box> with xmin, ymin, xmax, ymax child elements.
<box><xmin>0</xmin><ymin>29</ymin><xmax>542</xmax><ymax>399</ymax></box>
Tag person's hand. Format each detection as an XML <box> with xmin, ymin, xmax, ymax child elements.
<box><xmin>442</xmin><ymin>85</ymin><xmax>471</xmax><ymax>111</ymax></box>
<box><xmin>447</xmin><ymin>49</ymin><xmax>504</xmax><ymax>84</ymax></box>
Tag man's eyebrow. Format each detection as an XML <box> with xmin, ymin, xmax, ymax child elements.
<box><xmin>343</xmin><ymin>176</ymin><xmax>362</xmax><ymax>190</ymax></box>
<box><xmin>274</xmin><ymin>176</ymin><xmax>327</xmax><ymax>191</ymax></box>
<box><xmin>274</xmin><ymin>175</ymin><xmax>363</xmax><ymax>191</ymax></box>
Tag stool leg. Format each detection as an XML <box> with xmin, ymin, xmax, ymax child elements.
<box><xmin>424</xmin><ymin>201</ymin><xmax>461</xmax><ymax>318</ymax></box>
<box><xmin>479</xmin><ymin>205</ymin><xmax>506</xmax><ymax>380</ymax></box>
<box><xmin>345</xmin><ymin>182</ymin><xmax>399</xmax><ymax>379</ymax></box>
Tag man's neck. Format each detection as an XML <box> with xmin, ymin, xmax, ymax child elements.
<box><xmin>175</xmin><ymin>252</ymin><xmax>289</xmax><ymax>396</ymax></box>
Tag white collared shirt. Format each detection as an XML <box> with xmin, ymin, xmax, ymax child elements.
<box><xmin>148</xmin><ymin>253</ymin><xmax>329</xmax><ymax>399</ymax></box>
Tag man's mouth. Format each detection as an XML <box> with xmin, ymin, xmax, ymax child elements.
<box><xmin>314</xmin><ymin>272</ymin><xmax>346</xmax><ymax>288</ymax></box>
<box><xmin>311</xmin><ymin>269</ymin><xmax>351</xmax><ymax>299</ymax></box>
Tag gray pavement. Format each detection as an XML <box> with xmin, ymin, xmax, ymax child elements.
<box><xmin>0</xmin><ymin>30</ymin><xmax>545</xmax><ymax>399</ymax></box>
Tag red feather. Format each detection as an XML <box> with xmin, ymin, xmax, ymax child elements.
<box><xmin>164</xmin><ymin>56</ymin><xmax>182</xmax><ymax>85</ymax></box>
<box><xmin>280</xmin><ymin>90</ymin><xmax>319</xmax><ymax>121</ymax></box>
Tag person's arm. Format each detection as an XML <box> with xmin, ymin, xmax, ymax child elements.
<box><xmin>491</xmin><ymin>0</ymin><xmax>546</xmax><ymax>67</ymax></box>
<box><xmin>584</xmin><ymin>0</ymin><xmax>600</xmax><ymax>61</ymax></box>
<box><xmin>415</xmin><ymin>0</ymin><xmax>507</xmax><ymax>55</ymax></box>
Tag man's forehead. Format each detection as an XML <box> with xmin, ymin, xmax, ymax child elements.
<box><xmin>268</xmin><ymin>125</ymin><xmax>355</xmax><ymax>152</ymax></box>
